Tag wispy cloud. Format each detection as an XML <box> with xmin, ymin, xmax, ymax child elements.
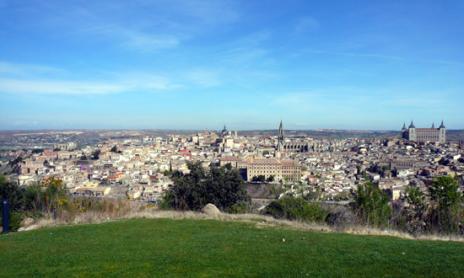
<box><xmin>0</xmin><ymin>61</ymin><xmax>180</xmax><ymax>95</ymax></box>
<box><xmin>299</xmin><ymin>49</ymin><xmax>405</xmax><ymax>61</ymax></box>
<box><xmin>81</xmin><ymin>24</ymin><xmax>181</xmax><ymax>52</ymax></box>
<box><xmin>0</xmin><ymin>78</ymin><xmax>125</xmax><ymax>95</ymax></box>
<box><xmin>297</xmin><ymin>49</ymin><xmax>464</xmax><ymax>67</ymax></box>
<box><xmin>22</xmin><ymin>0</ymin><xmax>241</xmax><ymax>52</ymax></box>
<box><xmin>0</xmin><ymin>76</ymin><xmax>178</xmax><ymax>95</ymax></box>
<box><xmin>0</xmin><ymin>61</ymin><xmax>64</xmax><ymax>76</ymax></box>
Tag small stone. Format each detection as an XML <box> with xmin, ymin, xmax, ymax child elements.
<box><xmin>21</xmin><ymin>217</ymin><xmax>34</xmax><ymax>228</ymax></box>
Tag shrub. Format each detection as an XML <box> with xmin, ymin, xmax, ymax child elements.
<box><xmin>226</xmin><ymin>202</ymin><xmax>249</xmax><ymax>214</ymax></box>
<box><xmin>9</xmin><ymin>211</ymin><xmax>24</xmax><ymax>231</ymax></box>
<box><xmin>252</xmin><ymin>175</ymin><xmax>266</xmax><ymax>183</ymax></box>
<box><xmin>264</xmin><ymin>196</ymin><xmax>327</xmax><ymax>223</ymax></box>
<box><xmin>354</xmin><ymin>182</ymin><xmax>391</xmax><ymax>227</ymax></box>
<box><xmin>0</xmin><ymin>175</ymin><xmax>25</xmax><ymax>212</ymax></box>
<box><xmin>428</xmin><ymin>176</ymin><xmax>462</xmax><ymax>233</ymax></box>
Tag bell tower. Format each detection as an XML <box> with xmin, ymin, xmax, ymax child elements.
<box><xmin>277</xmin><ymin>120</ymin><xmax>284</xmax><ymax>151</ymax></box>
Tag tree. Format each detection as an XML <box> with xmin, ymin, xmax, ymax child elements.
<box><xmin>429</xmin><ymin>176</ymin><xmax>462</xmax><ymax>233</ymax></box>
<box><xmin>162</xmin><ymin>162</ymin><xmax>249</xmax><ymax>211</ymax></box>
<box><xmin>266</xmin><ymin>175</ymin><xmax>275</xmax><ymax>183</ymax></box>
<box><xmin>354</xmin><ymin>181</ymin><xmax>391</xmax><ymax>227</ymax></box>
<box><xmin>91</xmin><ymin>149</ymin><xmax>101</xmax><ymax>160</ymax></box>
<box><xmin>252</xmin><ymin>175</ymin><xmax>266</xmax><ymax>183</ymax></box>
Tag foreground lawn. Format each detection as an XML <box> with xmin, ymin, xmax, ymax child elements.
<box><xmin>1</xmin><ymin>219</ymin><xmax>463</xmax><ymax>277</ymax></box>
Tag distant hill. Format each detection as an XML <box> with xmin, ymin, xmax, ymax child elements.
<box><xmin>1</xmin><ymin>218</ymin><xmax>463</xmax><ymax>277</ymax></box>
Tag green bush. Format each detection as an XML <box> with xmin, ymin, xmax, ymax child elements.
<box><xmin>264</xmin><ymin>196</ymin><xmax>327</xmax><ymax>223</ymax></box>
<box><xmin>226</xmin><ymin>202</ymin><xmax>249</xmax><ymax>214</ymax></box>
<box><xmin>429</xmin><ymin>176</ymin><xmax>462</xmax><ymax>233</ymax></box>
<box><xmin>9</xmin><ymin>211</ymin><xmax>24</xmax><ymax>232</ymax></box>
<box><xmin>354</xmin><ymin>182</ymin><xmax>391</xmax><ymax>227</ymax></box>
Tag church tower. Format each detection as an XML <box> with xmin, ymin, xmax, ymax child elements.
<box><xmin>439</xmin><ymin>120</ymin><xmax>446</xmax><ymax>144</ymax></box>
<box><xmin>277</xmin><ymin>120</ymin><xmax>284</xmax><ymax>152</ymax></box>
<box><xmin>408</xmin><ymin>121</ymin><xmax>416</xmax><ymax>141</ymax></box>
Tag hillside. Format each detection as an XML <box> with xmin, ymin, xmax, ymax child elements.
<box><xmin>1</xmin><ymin>218</ymin><xmax>463</xmax><ymax>277</ymax></box>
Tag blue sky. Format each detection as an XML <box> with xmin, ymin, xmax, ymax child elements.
<box><xmin>0</xmin><ymin>0</ymin><xmax>463</xmax><ymax>130</ymax></box>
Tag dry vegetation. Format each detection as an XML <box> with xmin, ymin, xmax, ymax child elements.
<box><xmin>18</xmin><ymin>203</ymin><xmax>464</xmax><ymax>243</ymax></box>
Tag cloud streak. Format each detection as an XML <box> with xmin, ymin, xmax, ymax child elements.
<box><xmin>0</xmin><ymin>61</ymin><xmax>64</xmax><ymax>76</ymax></box>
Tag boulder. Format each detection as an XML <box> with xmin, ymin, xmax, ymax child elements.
<box><xmin>201</xmin><ymin>203</ymin><xmax>221</xmax><ymax>216</ymax></box>
<box><xmin>21</xmin><ymin>217</ymin><xmax>35</xmax><ymax>228</ymax></box>
<box><xmin>18</xmin><ymin>224</ymin><xmax>39</xmax><ymax>232</ymax></box>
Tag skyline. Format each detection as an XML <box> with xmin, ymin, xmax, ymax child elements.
<box><xmin>1</xmin><ymin>1</ymin><xmax>463</xmax><ymax>130</ymax></box>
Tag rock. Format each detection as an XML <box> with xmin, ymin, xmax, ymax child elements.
<box><xmin>201</xmin><ymin>203</ymin><xmax>221</xmax><ymax>216</ymax></box>
<box><xmin>18</xmin><ymin>224</ymin><xmax>40</xmax><ymax>232</ymax></box>
<box><xmin>21</xmin><ymin>217</ymin><xmax>35</xmax><ymax>228</ymax></box>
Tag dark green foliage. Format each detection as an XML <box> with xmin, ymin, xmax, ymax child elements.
<box><xmin>429</xmin><ymin>176</ymin><xmax>462</xmax><ymax>233</ymax></box>
<box><xmin>110</xmin><ymin>145</ymin><xmax>121</xmax><ymax>153</ymax></box>
<box><xmin>264</xmin><ymin>196</ymin><xmax>328</xmax><ymax>223</ymax></box>
<box><xmin>252</xmin><ymin>175</ymin><xmax>266</xmax><ymax>183</ymax></box>
<box><xmin>226</xmin><ymin>202</ymin><xmax>249</xmax><ymax>214</ymax></box>
<box><xmin>8</xmin><ymin>211</ymin><xmax>24</xmax><ymax>232</ymax></box>
<box><xmin>266</xmin><ymin>175</ymin><xmax>275</xmax><ymax>183</ymax></box>
<box><xmin>91</xmin><ymin>149</ymin><xmax>101</xmax><ymax>160</ymax></box>
<box><xmin>354</xmin><ymin>181</ymin><xmax>391</xmax><ymax>227</ymax></box>
<box><xmin>163</xmin><ymin>162</ymin><xmax>249</xmax><ymax>211</ymax></box>
<box><xmin>1</xmin><ymin>176</ymin><xmax>26</xmax><ymax>231</ymax></box>
<box><xmin>0</xmin><ymin>175</ymin><xmax>25</xmax><ymax>212</ymax></box>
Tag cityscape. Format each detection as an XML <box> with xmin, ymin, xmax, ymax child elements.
<box><xmin>1</xmin><ymin>122</ymin><xmax>463</xmax><ymax>208</ymax></box>
<box><xmin>1</xmin><ymin>0</ymin><xmax>464</xmax><ymax>277</ymax></box>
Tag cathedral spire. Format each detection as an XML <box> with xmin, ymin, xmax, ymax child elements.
<box><xmin>409</xmin><ymin>121</ymin><xmax>415</xmax><ymax>128</ymax></box>
<box><xmin>221</xmin><ymin>124</ymin><xmax>227</xmax><ymax>136</ymax></box>
<box><xmin>439</xmin><ymin>120</ymin><xmax>445</xmax><ymax>129</ymax></box>
<box><xmin>402</xmin><ymin>122</ymin><xmax>406</xmax><ymax>130</ymax></box>
<box><xmin>432</xmin><ymin>122</ymin><xmax>435</xmax><ymax>129</ymax></box>
<box><xmin>277</xmin><ymin>120</ymin><xmax>284</xmax><ymax>152</ymax></box>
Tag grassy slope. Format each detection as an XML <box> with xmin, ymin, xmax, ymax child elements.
<box><xmin>0</xmin><ymin>219</ymin><xmax>463</xmax><ymax>277</ymax></box>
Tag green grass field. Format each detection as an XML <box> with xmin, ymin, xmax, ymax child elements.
<box><xmin>1</xmin><ymin>218</ymin><xmax>463</xmax><ymax>277</ymax></box>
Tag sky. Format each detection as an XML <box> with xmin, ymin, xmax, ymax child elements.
<box><xmin>0</xmin><ymin>0</ymin><xmax>463</xmax><ymax>130</ymax></box>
